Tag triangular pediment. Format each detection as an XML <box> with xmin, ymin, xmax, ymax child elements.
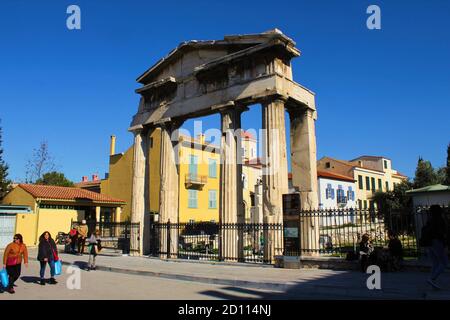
<box><xmin>137</xmin><ymin>29</ymin><xmax>298</xmax><ymax>85</ymax></box>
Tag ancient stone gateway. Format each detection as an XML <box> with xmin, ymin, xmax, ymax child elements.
<box><xmin>129</xmin><ymin>29</ymin><xmax>319</xmax><ymax>260</ymax></box>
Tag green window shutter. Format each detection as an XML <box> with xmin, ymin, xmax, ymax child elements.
<box><xmin>358</xmin><ymin>175</ymin><xmax>363</xmax><ymax>189</ymax></box>
<box><xmin>208</xmin><ymin>159</ymin><xmax>217</xmax><ymax>178</ymax></box>
<box><xmin>189</xmin><ymin>155</ymin><xmax>198</xmax><ymax>176</ymax></box>
<box><xmin>378</xmin><ymin>179</ymin><xmax>382</xmax><ymax>191</ymax></box>
<box><xmin>188</xmin><ymin>190</ymin><xmax>198</xmax><ymax>208</ymax></box>
<box><xmin>371</xmin><ymin>177</ymin><xmax>376</xmax><ymax>192</ymax></box>
<box><xmin>366</xmin><ymin>176</ymin><xmax>370</xmax><ymax>190</ymax></box>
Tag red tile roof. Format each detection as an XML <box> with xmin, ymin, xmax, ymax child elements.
<box><xmin>288</xmin><ymin>171</ymin><xmax>355</xmax><ymax>182</ymax></box>
<box><xmin>392</xmin><ymin>171</ymin><xmax>408</xmax><ymax>178</ymax></box>
<box><xmin>75</xmin><ymin>181</ymin><xmax>102</xmax><ymax>187</ymax></box>
<box><xmin>317</xmin><ymin>170</ymin><xmax>355</xmax><ymax>182</ymax></box>
<box><xmin>19</xmin><ymin>184</ymin><xmax>125</xmax><ymax>204</ymax></box>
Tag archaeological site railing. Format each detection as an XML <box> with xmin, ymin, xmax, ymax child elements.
<box><xmin>292</xmin><ymin>206</ymin><xmax>450</xmax><ymax>258</ymax></box>
<box><xmin>149</xmin><ymin>221</ymin><xmax>283</xmax><ymax>264</ymax></box>
<box><xmin>71</xmin><ymin>221</ymin><xmax>140</xmax><ymax>253</ymax></box>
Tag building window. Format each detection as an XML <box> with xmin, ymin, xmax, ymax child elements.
<box><xmin>347</xmin><ymin>186</ymin><xmax>355</xmax><ymax>201</ymax></box>
<box><xmin>358</xmin><ymin>199</ymin><xmax>362</xmax><ymax>209</ymax></box>
<box><xmin>384</xmin><ymin>160</ymin><xmax>388</xmax><ymax>169</ymax></box>
<box><xmin>250</xmin><ymin>193</ymin><xmax>255</xmax><ymax>206</ymax></box>
<box><xmin>364</xmin><ymin>200</ymin><xmax>368</xmax><ymax>209</ymax></box>
<box><xmin>326</xmin><ymin>184</ymin><xmax>335</xmax><ymax>199</ymax></box>
<box><xmin>242</xmin><ymin>173</ymin><xmax>248</xmax><ymax>189</ymax></box>
<box><xmin>188</xmin><ymin>190</ymin><xmax>198</xmax><ymax>208</ymax></box>
<box><xmin>385</xmin><ymin>181</ymin><xmax>389</xmax><ymax>191</ymax></box>
<box><xmin>371</xmin><ymin>177</ymin><xmax>376</xmax><ymax>193</ymax></box>
<box><xmin>378</xmin><ymin>179</ymin><xmax>382</xmax><ymax>191</ymax></box>
<box><xmin>208</xmin><ymin>190</ymin><xmax>217</xmax><ymax>209</ymax></box>
<box><xmin>149</xmin><ymin>137</ymin><xmax>154</xmax><ymax>148</ymax></box>
<box><xmin>208</xmin><ymin>159</ymin><xmax>217</xmax><ymax>178</ymax></box>
<box><xmin>189</xmin><ymin>155</ymin><xmax>198</xmax><ymax>175</ymax></box>
<box><xmin>366</xmin><ymin>176</ymin><xmax>370</xmax><ymax>191</ymax></box>
<box><xmin>358</xmin><ymin>175</ymin><xmax>363</xmax><ymax>189</ymax></box>
<box><xmin>326</xmin><ymin>162</ymin><xmax>331</xmax><ymax>169</ymax></box>
<box><xmin>337</xmin><ymin>185</ymin><xmax>347</xmax><ymax>204</ymax></box>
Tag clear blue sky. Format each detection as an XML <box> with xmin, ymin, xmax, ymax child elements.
<box><xmin>1</xmin><ymin>0</ymin><xmax>449</xmax><ymax>183</ymax></box>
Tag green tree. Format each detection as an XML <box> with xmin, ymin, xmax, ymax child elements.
<box><xmin>0</xmin><ymin>119</ymin><xmax>11</xmax><ymax>200</ymax></box>
<box><xmin>413</xmin><ymin>157</ymin><xmax>438</xmax><ymax>188</ymax></box>
<box><xmin>373</xmin><ymin>180</ymin><xmax>414</xmax><ymax>235</ymax></box>
<box><xmin>36</xmin><ymin>171</ymin><xmax>74</xmax><ymax>187</ymax></box>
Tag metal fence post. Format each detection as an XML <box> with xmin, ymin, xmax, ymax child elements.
<box><xmin>167</xmin><ymin>220</ymin><xmax>171</xmax><ymax>259</ymax></box>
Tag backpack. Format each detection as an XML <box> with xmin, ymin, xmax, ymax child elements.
<box><xmin>419</xmin><ymin>224</ymin><xmax>433</xmax><ymax>247</ymax></box>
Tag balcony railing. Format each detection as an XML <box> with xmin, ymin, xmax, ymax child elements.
<box><xmin>185</xmin><ymin>173</ymin><xmax>207</xmax><ymax>188</ymax></box>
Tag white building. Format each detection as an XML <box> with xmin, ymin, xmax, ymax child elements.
<box><xmin>317</xmin><ymin>170</ymin><xmax>357</xmax><ymax>209</ymax></box>
<box><xmin>406</xmin><ymin>184</ymin><xmax>450</xmax><ymax>207</ymax></box>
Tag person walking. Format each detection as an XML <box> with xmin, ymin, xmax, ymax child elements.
<box><xmin>426</xmin><ymin>205</ymin><xmax>448</xmax><ymax>289</ymax></box>
<box><xmin>2</xmin><ymin>234</ymin><xmax>28</xmax><ymax>294</ymax></box>
<box><xmin>87</xmin><ymin>229</ymin><xmax>101</xmax><ymax>271</ymax></box>
<box><xmin>69</xmin><ymin>227</ymin><xmax>78</xmax><ymax>254</ymax></box>
<box><xmin>37</xmin><ymin>231</ymin><xmax>59</xmax><ymax>286</ymax></box>
<box><xmin>77</xmin><ymin>220</ymin><xmax>89</xmax><ymax>255</ymax></box>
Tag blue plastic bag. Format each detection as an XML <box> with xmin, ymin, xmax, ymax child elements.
<box><xmin>54</xmin><ymin>260</ymin><xmax>62</xmax><ymax>276</ymax></box>
<box><xmin>0</xmin><ymin>268</ymin><xmax>9</xmax><ymax>288</ymax></box>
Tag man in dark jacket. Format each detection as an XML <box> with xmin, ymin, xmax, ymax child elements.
<box><xmin>37</xmin><ymin>231</ymin><xmax>58</xmax><ymax>286</ymax></box>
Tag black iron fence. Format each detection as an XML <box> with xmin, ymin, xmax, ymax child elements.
<box><xmin>71</xmin><ymin>221</ymin><xmax>140</xmax><ymax>253</ymax></box>
<box><xmin>149</xmin><ymin>221</ymin><xmax>283</xmax><ymax>264</ymax></box>
<box><xmin>294</xmin><ymin>206</ymin><xmax>450</xmax><ymax>258</ymax></box>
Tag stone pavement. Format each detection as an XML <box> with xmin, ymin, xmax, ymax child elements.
<box><xmin>4</xmin><ymin>247</ymin><xmax>450</xmax><ymax>299</ymax></box>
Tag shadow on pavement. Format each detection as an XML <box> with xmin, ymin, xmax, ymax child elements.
<box><xmin>20</xmin><ymin>276</ymin><xmax>41</xmax><ymax>284</ymax></box>
<box><xmin>197</xmin><ymin>269</ymin><xmax>449</xmax><ymax>300</ymax></box>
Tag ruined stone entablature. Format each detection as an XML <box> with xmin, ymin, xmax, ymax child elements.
<box><xmin>130</xmin><ymin>29</ymin><xmax>316</xmax><ymax>131</ymax></box>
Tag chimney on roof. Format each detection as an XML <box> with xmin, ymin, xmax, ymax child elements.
<box><xmin>110</xmin><ymin>135</ymin><xmax>116</xmax><ymax>156</ymax></box>
<box><xmin>82</xmin><ymin>176</ymin><xmax>88</xmax><ymax>182</ymax></box>
<box><xmin>92</xmin><ymin>174</ymin><xmax>99</xmax><ymax>181</ymax></box>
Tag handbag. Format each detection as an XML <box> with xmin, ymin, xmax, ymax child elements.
<box><xmin>51</xmin><ymin>243</ymin><xmax>59</xmax><ymax>261</ymax></box>
<box><xmin>0</xmin><ymin>269</ymin><xmax>9</xmax><ymax>288</ymax></box>
<box><xmin>54</xmin><ymin>260</ymin><xmax>62</xmax><ymax>276</ymax></box>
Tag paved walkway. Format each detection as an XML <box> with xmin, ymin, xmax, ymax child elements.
<box><xmin>4</xmin><ymin>247</ymin><xmax>450</xmax><ymax>299</ymax></box>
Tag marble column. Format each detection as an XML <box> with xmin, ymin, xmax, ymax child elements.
<box><xmin>261</xmin><ymin>97</ymin><xmax>289</xmax><ymax>262</ymax></box>
<box><xmin>159</xmin><ymin>122</ymin><xmax>181</xmax><ymax>258</ymax></box>
<box><xmin>131</xmin><ymin>128</ymin><xmax>148</xmax><ymax>255</ymax></box>
<box><xmin>289</xmin><ymin>107</ymin><xmax>319</xmax><ymax>255</ymax></box>
<box><xmin>219</xmin><ymin>108</ymin><xmax>242</xmax><ymax>261</ymax></box>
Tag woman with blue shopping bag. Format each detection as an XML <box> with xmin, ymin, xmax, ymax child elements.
<box><xmin>2</xmin><ymin>234</ymin><xmax>29</xmax><ymax>294</ymax></box>
<box><xmin>37</xmin><ymin>231</ymin><xmax>60</xmax><ymax>286</ymax></box>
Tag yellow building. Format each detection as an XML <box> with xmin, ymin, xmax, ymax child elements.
<box><xmin>1</xmin><ymin>184</ymin><xmax>124</xmax><ymax>246</ymax></box>
<box><xmin>317</xmin><ymin>156</ymin><xmax>408</xmax><ymax>209</ymax></box>
<box><xmin>96</xmin><ymin>130</ymin><xmax>262</xmax><ymax>224</ymax></box>
<box><xmin>82</xmin><ymin>130</ymin><xmax>162</xmax><ymax>222</ymax></box>
<box><xmin>178</xmin><ymin>134</ymin><xmax>221</xmax><ymax>223</ymax></box>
